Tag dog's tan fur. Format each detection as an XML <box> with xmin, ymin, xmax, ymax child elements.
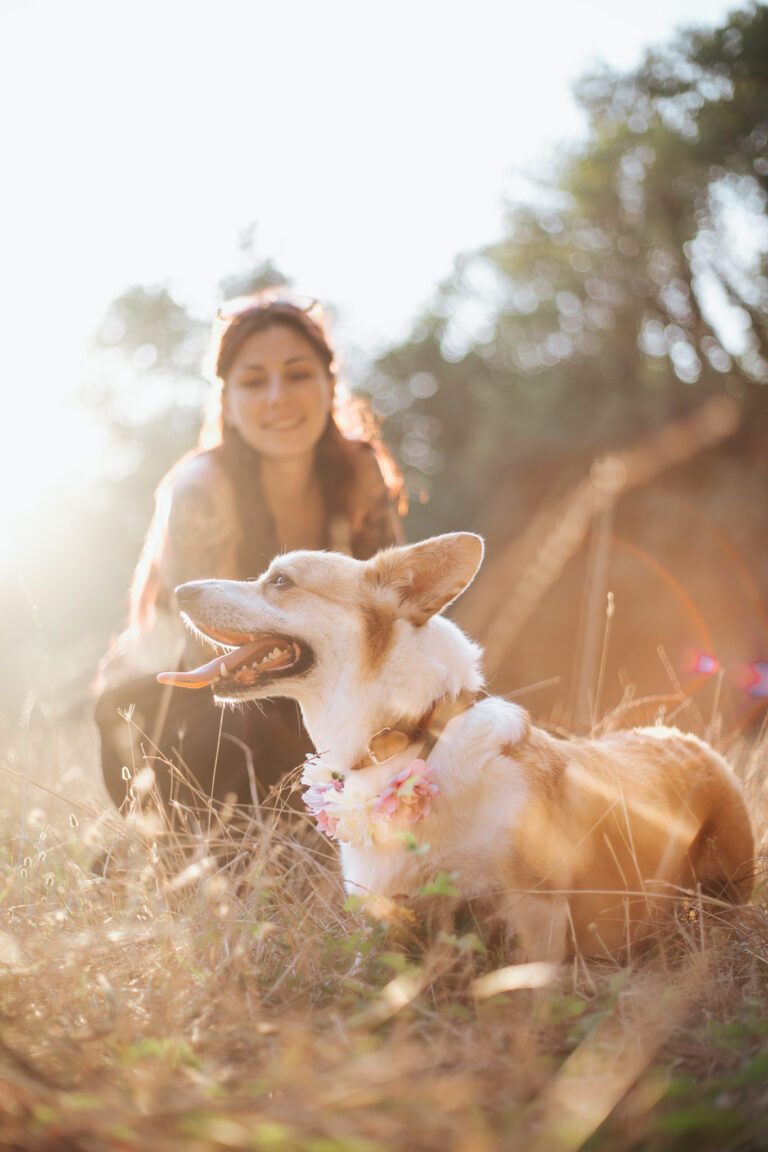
<box><xmin>497</xmin><ymin>721</ymin><xmax>752</xmax><ymax>955</ymax></box>
<box><xmin>171</xmin><ymin>532</ymin><xmax>754</xmax><ymax>961</ymax></box>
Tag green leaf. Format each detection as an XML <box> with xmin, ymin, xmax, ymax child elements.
<box><xmin>418</xmin><ymin>871</ymin><xmax>461</xmax><ymax>898</ymax></box>
<box><xmin>391</xmin><ymin>830</ymin><xmax>430</xmax><ymax>854</ymax></box>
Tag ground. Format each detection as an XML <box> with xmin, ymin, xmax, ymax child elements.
<box><xmin>0</xmin><ymin>704</ymin><xmax>766</xmax><ymax>1152</ymax></box>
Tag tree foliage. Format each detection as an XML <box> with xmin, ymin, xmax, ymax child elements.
<box><xmin>370</xmin><ymin>3</ymin><xmax>768</xmax><ymax>543</ymax></box>
<box><xmin>363</xmin><ymin>5</ymin><xmax>768</xmax><ymax>728</ymax></box>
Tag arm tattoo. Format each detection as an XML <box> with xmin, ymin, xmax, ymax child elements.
<box><xmin>165</xmin><ymin>485</ymin><xmax>231</xmax><ymax>585</ymax></box>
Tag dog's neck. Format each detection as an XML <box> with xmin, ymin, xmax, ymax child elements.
<box><xmin>348</xmin><ymin>688</ymin><xmax>479</xmax><ymax>772</ymax></box>
<box><xmin>296</xmin><ymin>613</ymin><xmax>485</xmax><ymax>775</ymax></box>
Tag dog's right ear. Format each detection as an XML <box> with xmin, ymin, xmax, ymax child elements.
<box><xmin>364</xmin><ymin>533</ymin><xmax>484</xmax><ymax>625</ymax></box>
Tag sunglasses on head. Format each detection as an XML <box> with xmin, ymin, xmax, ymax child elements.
<box><xmin>216</xmin><ymin>291</ymin><xmax>322</xmax><ymax>323</ymax></box>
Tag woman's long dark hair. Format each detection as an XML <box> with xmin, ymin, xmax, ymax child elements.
<box><xmin>130</xmin><ymin>296</ymin><xmax>403</xmax><ymax>627</ymax></box>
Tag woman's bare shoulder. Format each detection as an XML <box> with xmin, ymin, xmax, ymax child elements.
<box><xmin>163</xmin><ymin>450</ymin><xmax>240</xmax><ymax>524</ymax></box>
<box><xmin>166</xmin><ymin>448</ymin><xmax>228</xmax><ymax>497</ymax></box>
<box><xmin>160</xmin><ymin>450</ymin><xmax>241</xmax><ymax>584</ymax></box>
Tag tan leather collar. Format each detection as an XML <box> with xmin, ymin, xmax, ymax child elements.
<box><xmin>350</xmin><ymin>689</ymin><xmax>479</xmax><ymax>771</ymax></box>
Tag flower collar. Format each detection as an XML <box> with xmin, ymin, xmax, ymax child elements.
<box><xmin>303</xmin><ymin>759</ymin><xmax>438</xmax><ymax>846</ymax></box>
<box><xmin>302</xmin><ymin>690</ymin><xmax>478</xmax><ymax>846</ymax></box>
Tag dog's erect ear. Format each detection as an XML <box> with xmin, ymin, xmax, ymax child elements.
<box><xmin>365</xmin><ymin>533</ymin><xmax>484</xmax><ymax>625</ymax></box>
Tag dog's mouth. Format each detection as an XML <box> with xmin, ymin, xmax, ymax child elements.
<box><xmin>157</xmin><ymin>627</ymin><xmax>313</xmax><ymax>699</ymax></box>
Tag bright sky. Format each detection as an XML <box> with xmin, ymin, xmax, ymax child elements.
<box><xmin>0</xmin><ymin>0</ymin><xmax>738</xmax><ymax>532</ymax></box>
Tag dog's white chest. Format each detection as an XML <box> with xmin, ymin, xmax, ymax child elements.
<box><xmin>338</xmin><ymin>700</ymin><xmax>530</xmax><ymax>902</ymax></box>
<box><xmin>339</xmin><ymin>779</ymin><xmax>526</xmax><ymax>901</ymax></box>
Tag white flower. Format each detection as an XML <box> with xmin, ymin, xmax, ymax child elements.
<box><xmin>300</xmin><ymin>755</ymin><xmax>335</xmax><ymax>788</ymax></box>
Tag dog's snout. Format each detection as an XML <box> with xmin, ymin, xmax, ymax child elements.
<box><xmin>175</xmin><ymin>582</ymin><xmax>205</xmax><ymax>606</ymax></box>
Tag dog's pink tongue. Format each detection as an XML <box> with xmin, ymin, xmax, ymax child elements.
<box><xmin>157</xmin><ymin>641</ymin><xmax>263</xmax><ymax>690</ymax></box>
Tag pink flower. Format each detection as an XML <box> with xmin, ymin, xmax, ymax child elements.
<box><xmin>372</xmin><ymin>759</ymin><xmax>439</xmax><ymax>824</ymax></box>
<box><xmin>304</xmin><ymin>778</ymin><xmax>343</xmax><ymax>840</ymax></box>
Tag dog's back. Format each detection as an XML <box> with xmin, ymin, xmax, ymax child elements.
<box><xmin>505</xmin><ymin>723</ymin><xmax>753</xmax><ymax>955</ymax></box>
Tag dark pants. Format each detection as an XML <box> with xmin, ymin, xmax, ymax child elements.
<box><xmin>95</xmin><ymin>676</ymin><xmax>313</xmax><ymax>821</ymax></box>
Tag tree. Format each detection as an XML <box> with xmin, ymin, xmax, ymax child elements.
<box><xmin>372</xmin><ymin>4</ymin><xmax>767</xmax><ymax>526</ymax></box>
<box><xmin>368</xmin><ymin>3</ymin><xmax>768</xmax><ymax>731</ymax></box>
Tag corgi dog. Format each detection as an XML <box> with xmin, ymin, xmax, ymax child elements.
<box><xmin>159</xmin><ymin>533</ymin><xmax>754</xmax><ymax>961</ymax></box>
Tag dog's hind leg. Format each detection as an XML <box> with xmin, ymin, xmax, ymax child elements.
<box><xmin>686</xmin><ymin>801</ymin><xmax>755</xmax><ymax>904</ymax></box>
<box><xmin>672</xmin><ymin>750</ymin><xmax>754</xmax><ymax>905</ymax></box>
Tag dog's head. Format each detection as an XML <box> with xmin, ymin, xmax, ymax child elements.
<box><xmin>158</xmin><ymin>532</ymin><xmax>485</xmax><ymax>712</ymax></box>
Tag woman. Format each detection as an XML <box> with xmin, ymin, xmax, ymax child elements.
<box><xmin>96</xmin><ymin>291</ymin><xmax>404</xmax><ymax>821</ymax></box>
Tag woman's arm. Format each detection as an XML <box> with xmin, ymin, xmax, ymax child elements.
<box><xmin>160</xmin><ymin>452</ymin><xmax>241</xmax><ymax>590</ymax></box>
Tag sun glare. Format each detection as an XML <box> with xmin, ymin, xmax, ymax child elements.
<box><xmin>2</xmin><ymin>398</ymin><xmax>108</xmax><ymax>565</ymax></box>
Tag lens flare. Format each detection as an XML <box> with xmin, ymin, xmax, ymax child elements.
<box><xmin>746</xmin><ymin>661</ymin><xmax>768</xmax><ymax>699</ymax></box>
<box><xmin>690</xmin><ymin>652</ymin><xmax>720</xmax><ymax>676</ymax></box>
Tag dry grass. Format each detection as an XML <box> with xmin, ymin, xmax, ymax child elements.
<box><xmin>0</xmin><ymin>707</ymin><xmax>767</xmax><ymax>1152</ymax></box>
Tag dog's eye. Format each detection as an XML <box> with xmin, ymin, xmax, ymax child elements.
<box><xmin>268</xmin><ymin>572</ymin><xmax>294</xmax><ymax>589</ymax></box>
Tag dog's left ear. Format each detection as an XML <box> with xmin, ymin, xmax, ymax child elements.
<box><xmin>365</xmin><ymin>533</ymin><xmax>484</xmax><ymax>625</ymax></box>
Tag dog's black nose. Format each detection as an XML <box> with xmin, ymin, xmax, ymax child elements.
<box><xmin>175</xmin><ymin>582</ymin><xmax>204</xmax><ymax>605</ymax></box>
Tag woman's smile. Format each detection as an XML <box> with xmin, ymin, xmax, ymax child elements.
<box><xmin>223</xmin><ymin>324</ymin><xmax>333</xmax><ymax>460</ymax></box>
<box><xmin>263</xmin><ymin>415</ymin><xmax>306</xmax><ymax>431</ymax></box>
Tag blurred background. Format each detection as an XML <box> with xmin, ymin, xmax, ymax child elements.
<box><xmin>2</xmin><ymin>0</ymin><xmax>767</xmax><ymax>790</ymax></box>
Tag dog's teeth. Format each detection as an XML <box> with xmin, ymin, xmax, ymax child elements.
<box><xmin>249</xmin><ymin>646</ymin><xmax>291</xmax><ymax>669</ymax></box>
<box><xmin>219</xmin><ymin>663</ymin><xmax>229</xmax><ymax>680</ymax></box>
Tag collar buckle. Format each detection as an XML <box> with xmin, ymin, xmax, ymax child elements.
<box><xmin>366</xmin><ymin>727</ymin><xmax>411</xmax><ymax>765</ymax></box>
<box><xmin>351</xmin><ymin>689</ymin><xmax>479</xmax><ymax>772</ymax></box>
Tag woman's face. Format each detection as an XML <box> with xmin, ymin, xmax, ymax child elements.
<box><xmin>222</xmin><ymin>323</ymin><xmax>333</xmax><ymax>461</ymax></box>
